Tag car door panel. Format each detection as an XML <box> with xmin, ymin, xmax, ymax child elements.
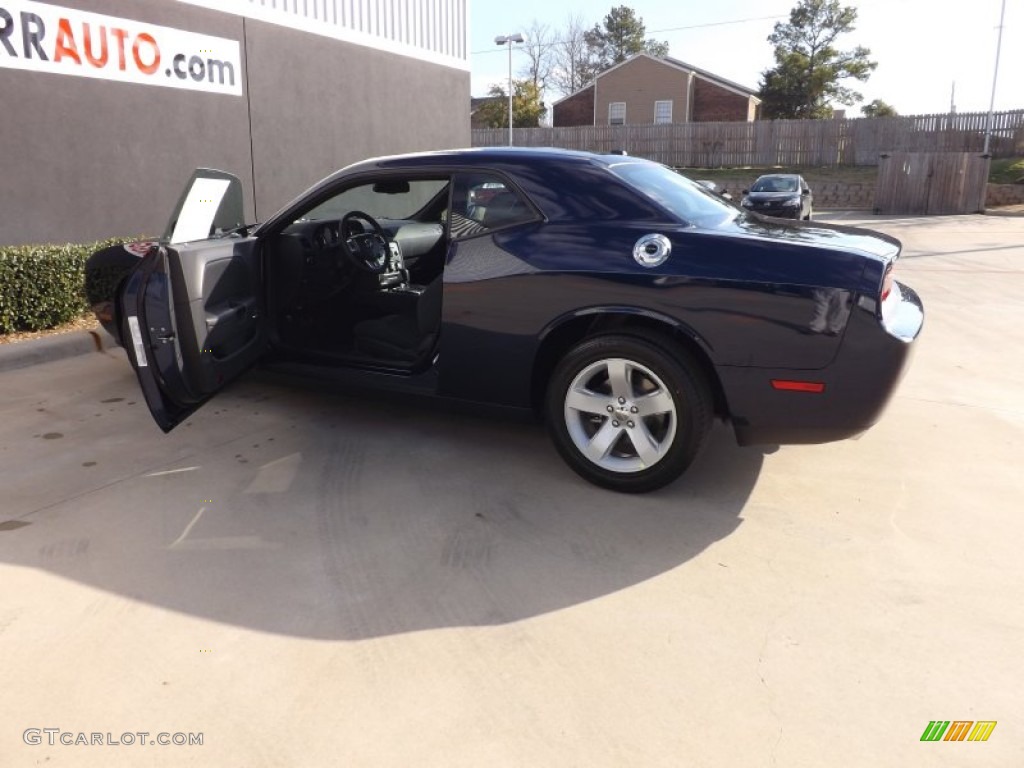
<box><xmin>119</xmin><ymin>238</ymin><xmax>265</xmax><ymax>432</ymax></box>
<box><xmin>186</xmin><ymin>251</ymin><xmax>262</xmax><ymax>368</ymax></box>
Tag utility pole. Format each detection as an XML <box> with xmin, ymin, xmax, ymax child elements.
<box><xmin>982</xmin><ymin>0</ymin><xmax>1006</xmax><ymax>155</ymax></box>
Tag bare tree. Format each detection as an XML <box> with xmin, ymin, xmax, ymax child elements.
<box><xmin>550</xmin><ymin>13</ymin><xmax>597</xmax><ymax>98</ymax></box>
<box><xmin>518</xmin><ymin>20</ymin><xmax>555</xmax><ymax>95</ymax></box>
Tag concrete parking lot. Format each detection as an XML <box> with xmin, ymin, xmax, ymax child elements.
<box><xmin>1</xmin><ymin>214</ymin><xmax>1021</xmax><ymax>767</ymax></box>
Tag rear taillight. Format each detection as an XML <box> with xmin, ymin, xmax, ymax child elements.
<box><xmin>881</xmin><ymin>265</ymin><xmax>895</xmax><ymax>301</ymax></box>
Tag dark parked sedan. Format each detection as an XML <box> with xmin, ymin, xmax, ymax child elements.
<box><xmin>86</xmin><ymin>148</ymin><xmax>922</xmax><ymax>492</ymax></box>
<box><xmin>741</xmin><ymin>173</ymin><xmax>813</xmax><ymax>220</ymax></box>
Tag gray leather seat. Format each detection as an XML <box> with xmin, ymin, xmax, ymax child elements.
<box><xmin>352</xmin><ymin>276</ymin><xmax>442</xmax><ymax>364</ymax></box>
<box><xmin>480</xmin><ymin>191</ymin><xmax>528</xmax><ymax>228</ymax></box>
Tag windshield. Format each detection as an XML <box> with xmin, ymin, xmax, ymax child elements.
<box><xmin>610</xmin><ymin>162</ymin><xmax>737</xmax><ymax>228</ymax></box>
<box><xmin>303</xmin><ymin>179</ymin><xmax>449</xmax><ymax>221</ymax></box>
<box><xmin>751</xmin><ymin>176</ymin><xmax>799</xmax><ymax>193</ymax></box>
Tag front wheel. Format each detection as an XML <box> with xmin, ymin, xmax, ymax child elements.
<box><xmin>545</xmin><ymin>334</ymin><xmax>712</xmax><ymax>493</ymax></box>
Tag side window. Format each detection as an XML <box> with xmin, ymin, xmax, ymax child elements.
<box><xmin>609</xmin><ymin>102</ymin><xmax>626</xmax><ymax>125</ymax></box>
<box><xmin>654</xmin><ymin>100</ymin><xmax>672</xmax><ymax>124</ymax></box>
<box><xmin>448</xmin><ymin>174</ymin><xmax>536</xmax><ymax>240</ymax></box>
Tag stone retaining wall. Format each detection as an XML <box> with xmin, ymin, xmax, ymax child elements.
<box><xmin>810</xmin><ymin>182</ymin><xmax>875</xmax><ymax>210</ymax></box>
<box><xmin>986</xmin><ymin>184</ymin><xmax>1024</xmax><ymax>207</ymax></box>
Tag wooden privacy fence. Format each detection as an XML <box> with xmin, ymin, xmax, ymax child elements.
<box><xmin>874</xmin><ymin>153</ymin><xmax>991</xmax><ymax>215</ymax></box>
<box><xmin>472</xmin><ymin>110</ymin><xmax>1024</xmax><ymax>167</ymax></box>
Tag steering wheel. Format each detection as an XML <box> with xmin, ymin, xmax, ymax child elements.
<box><xmin>340</xmin><ymin>211</ymin><xmax>390</xmax><ymax>274</ymax></box>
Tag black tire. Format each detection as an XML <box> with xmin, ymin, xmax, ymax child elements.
<box><xmin>545</xmin><ymin>334</ymin><xmax>712</xmax><ymax>493</ymax></box>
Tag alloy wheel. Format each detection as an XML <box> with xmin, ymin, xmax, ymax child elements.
<box><xmin>563</xmin><ymin>357</ymin><xmax>677</xmax><ymax>473</ymax></box>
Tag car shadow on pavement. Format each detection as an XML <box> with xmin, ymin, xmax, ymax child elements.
<box><xmin>0</xmin><ymin>366</ymin><xmax>767</xmax><ymax>641</ymax></box>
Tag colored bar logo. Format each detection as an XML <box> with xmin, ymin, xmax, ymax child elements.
<box><xmin>921</xmin><ymin>721</ymin><xmax>996</xmax><ymax>742</ymax></box>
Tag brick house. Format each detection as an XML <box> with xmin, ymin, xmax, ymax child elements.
<box><xmin>552</xmin><ymin>53</ymin><xmax>760</xmax><ymax>127</ymax></box>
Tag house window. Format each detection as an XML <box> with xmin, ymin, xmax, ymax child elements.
<box><xmin>654</xmin><ymin>100</ymin><xmax>673</xmax><ymax>124</ymax></box>
<box><xmin>608</xmin><ymin>102</ymin><xmax>626</xmax><ymax>126</ymax></box>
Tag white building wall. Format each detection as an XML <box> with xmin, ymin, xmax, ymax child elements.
<box><xmin>177</xmin><ymin>0</ymin><xmax>468</xmax><ymax>69</ymax></box>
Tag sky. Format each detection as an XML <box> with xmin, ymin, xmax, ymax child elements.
<box><xmin>469</xmin><ymin>0</ymin><xmax>1022</xmax><ymax>117</ymax></box>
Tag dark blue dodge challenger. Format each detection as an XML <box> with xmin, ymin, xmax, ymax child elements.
<box><xmin>87</xmin><ymin>148</ymin><xmax>923</xmax><ymax>493</ymax></box>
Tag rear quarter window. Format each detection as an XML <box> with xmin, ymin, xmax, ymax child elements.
<box><xmin>610</xmin><ymin>162</ymin><xmax>738</xmax><ymax>228</ymax></box>
<box><xmin>448</xmin><ymin>174</ymin><xmax>538</xmax><ymax>240</ymax></box>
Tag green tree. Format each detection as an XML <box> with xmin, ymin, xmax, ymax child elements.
<box><xmin>476</xmin><ymin>81</ymin><xmax>546</xmax><ymax>128</ymax></box>
<box><xmin>758</xmin><ymin>0</ymin><xmax>876</xmax><ymax>119</ymax></box>
<box><xmin>585</xmin><ymin>5</ymin><xmax>669</xmax><ymax>71</ymax></box>
<box><xmin>861</xmin><ymin>98</ymin><xmax>898</xmax><ymax>117</ymax></box>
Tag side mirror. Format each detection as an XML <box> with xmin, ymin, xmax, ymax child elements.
<box><xmin>741</xmin><ymin>189</ymin><xmax>749</xmax><ymax>195</ymax></box>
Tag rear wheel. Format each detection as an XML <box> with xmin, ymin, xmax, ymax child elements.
<box><xmin>545</xmin><ymin>334</ymin><xmax>712</xmax><ymax>493</ymax></box>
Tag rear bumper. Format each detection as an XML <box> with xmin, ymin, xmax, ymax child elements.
<box><xmin>722</xmin><ymin>282</ymin><xmax>923</xmax><ymax>446</ymax></box>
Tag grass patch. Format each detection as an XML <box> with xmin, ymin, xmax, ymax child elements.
<box><xmin>989</xmin><ymin>157</ymin><xmax>1024</xmax><ymax>184</ymax></box>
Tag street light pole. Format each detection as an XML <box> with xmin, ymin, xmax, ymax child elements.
<box><xmin>982</xmin><ymin>0</ymin><xmax>1007</xmax><ymax>155</ymax></box>
<box><xmin>494</xmin><ymin>33</ymin><xmax>525</xmax><ymax>146</ymax></box>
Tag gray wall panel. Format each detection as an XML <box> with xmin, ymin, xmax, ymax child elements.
<box><xmin>0</xmin><ymin>73</ymin><xmax>256</xmax><ymax>244</ymax></box>
<box><xmin>244</xmin><ymin>19</ymin><xmax>469</xmax><ymax>218</ymax></box>
<box><xmin>0</xmin><ymin>1</ymin><xmax>254</xmax><ymax>244</ymax></box>
<box><xmin>0</xmin><ymin>0</ymin><xmax>468</xmax><ymax>246</ymax></box>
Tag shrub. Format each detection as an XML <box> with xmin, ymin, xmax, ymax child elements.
<box><xmin>0</xmin><ymin>238</ymin><xmax>132</xmax><ymax>334</ymax></box>
<box><xmin>989</xmin><ymin>157</ymin><xmax>1024</xmax><ymax>185</ymax></box>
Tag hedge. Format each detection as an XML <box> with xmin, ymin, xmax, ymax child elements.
<box><xmin>0</xmin><ymin>237</ymin><xmax>135</xmax><ymax>335</ymax></box>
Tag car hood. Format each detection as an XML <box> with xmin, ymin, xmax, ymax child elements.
<box><xmin>712</xmin><ymin>212</ymin><xmax>900</xmax><ymax>262</ymax></box>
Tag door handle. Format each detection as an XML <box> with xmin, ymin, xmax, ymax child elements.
<box><xmin>206</xmin><ymin>299</ymin><xmax>256</xmax><ymax>329</ymax></box>
<box><xmin>152</xmin><ymin>326</ymin><xmax>175</xmax><ymax>344</ymax></box>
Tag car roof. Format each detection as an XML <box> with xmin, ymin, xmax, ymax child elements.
<box><xmin>380</xmin><ymin>146</ymin><xmax>624</xmax><ymax>165</ymax></box>
<box><xmin>328</xmin><ymin>146</ymin><xmax>651</xmax><ymax>180</ymax></box>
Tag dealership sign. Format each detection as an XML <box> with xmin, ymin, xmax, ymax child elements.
<box><xmin>0</xmin><ymin>0</ymin><xmax>241</xmax><ymax>95</ymax></box>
